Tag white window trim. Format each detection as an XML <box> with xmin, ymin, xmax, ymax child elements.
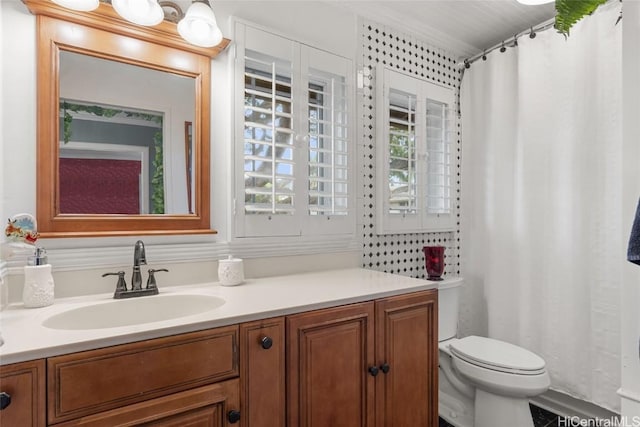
<box><xmin>233</xmin><ymin>20</ymin><xmax>356</xmax><ymax>241</ymax></box>
<box><xmin>376</xmin><ymin>64</ymin><xmax>456</xmax><ymax>235</ymax></box>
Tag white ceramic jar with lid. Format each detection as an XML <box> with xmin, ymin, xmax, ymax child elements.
<box><xmin>218</xmin><ymin>255</ymin><xmax>244</xmax><ymax>286</ymax></box>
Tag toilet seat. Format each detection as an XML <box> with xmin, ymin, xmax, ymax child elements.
<box><xmin>449</xmin><ymin>336</ymin><xmax>546</xmax><ymax>375</ymax></box>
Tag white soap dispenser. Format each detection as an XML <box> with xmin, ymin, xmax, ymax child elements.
<box><xmin>23</xmin><ymin>247</ymin><xmax>55</xmax><ymax>308</ymax></box>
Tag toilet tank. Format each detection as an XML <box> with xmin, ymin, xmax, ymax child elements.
<box><xmin>438</xmin><ymin>278</ymin><xmax>463</xmax><ymax>342</ymax></box>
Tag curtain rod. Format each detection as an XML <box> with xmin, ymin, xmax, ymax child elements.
<box><xmin>460</xmin><ymin>0</ymin><xmax>622</xmax><ymax>69</ymax></box>
<box><xmin>454</xmin><ymin>16</ymin><xmax>556</xmax><ymax>118</ymax></box>
<box><xmin>457</xmin><ymin>17</ymin><xmax>556</xmax><ymax>69</ymax></box>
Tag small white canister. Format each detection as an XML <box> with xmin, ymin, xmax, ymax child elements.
<box><xmin>218</xmin><ymin>255</ymin><xmax>244</xmax><ymax>286</ymax></box>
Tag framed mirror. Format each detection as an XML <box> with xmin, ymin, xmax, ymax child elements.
<box><xmin>23</xmin><ymin>0</ymin><xmax>230</xmax><ymax>237</ymax></box>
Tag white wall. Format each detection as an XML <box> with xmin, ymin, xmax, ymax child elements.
<box><xmin>0</xmin><ymin>0</ymin><xmax>7</xmax><ymax>309</ymax></box>
<box><xmin>1</xmin><ymin>1</ymin><xmax>37</xmax><ymax>230</ymax></box>
<box><xmin>0</xmin><ymin>1</ymin><xmax>359</xmax><ymax>297</ymax></box>
<box><xmin>620</xmin><ymin>0</ymin><xmax>640</xmax><ymax>418</ymax></box>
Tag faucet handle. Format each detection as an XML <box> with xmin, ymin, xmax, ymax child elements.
<box><xmin>146</xmin><ymin>268</ymin><xmax>168</xmax><ymax>291</ymax></box>
<box><xmin>102</xmin><ymin>271</ymin><xmax>127</xmax><ymax>296</ymax></box>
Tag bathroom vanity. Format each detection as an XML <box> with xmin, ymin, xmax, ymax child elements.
<box><xmin>0</xmin><ymin>268</ymin><xmax>442</xmax><ymax>426</ymax></box>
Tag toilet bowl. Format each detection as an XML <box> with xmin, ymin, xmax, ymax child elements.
<box><xmin>437</xmin><ymin>279</ymin><xmax>550</xmax><ymax>427</ymax></box>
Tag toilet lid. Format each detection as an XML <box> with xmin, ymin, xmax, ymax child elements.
<box><xmin>449</xmin><ymin>336</ymin><xmax>546</xmax><ymax>375</ymax></box>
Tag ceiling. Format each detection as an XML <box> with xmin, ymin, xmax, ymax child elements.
<box><xmin>340</xmin><ymin>0</ymin><xmax>556</xmax><ymax>58</ymax></box>
<box><xmin>172</xmin><ymin>0</ymin><xmax>556</xmax><ymax>59</ymax></box>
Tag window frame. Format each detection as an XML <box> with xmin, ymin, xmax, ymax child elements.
<box><xmin>376</xmin><ymin>64</ymin><xmax>456</xmax><ymax>235</ymax></box>
<box><xmin>234</xmin><ymin>21</ymin><xmax>355</xmax><ymax>239</ymax></box>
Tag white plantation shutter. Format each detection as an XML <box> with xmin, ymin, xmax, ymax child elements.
<box><xmin>302</xmin><ymin>48</ymin><xmax>353</xmax><ymax>235</ymax></box>
<box><xmin>424</xmin><ymin>84</ymin><xmax>455</xmax><ymax>230</ymax></box>
<box><xmin>307</xmin><ymin>71</ymin><xmax>349</xmax><ymax>216</ymax></box>
<box><xmin>377</xmin><ymin>65</ymin><xmax>455</xmax><ymax>234</ymax></box>
<box><xmin>235</xmin><ymin>22</ymin><xmax>354</xmax><ymax>238</ymax></box>
<box><xmin>425</xmin><ymin>100</ymin><xmax>450</xmax><ymax>214</ymax></box>
<box><xmin>243</xmin><ymin>51</ymin><xmax>295</xmax><ymax>215</ymax></box>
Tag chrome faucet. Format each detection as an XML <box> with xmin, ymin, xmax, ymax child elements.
<box><xmin>131</xmin><ymin>240</ymin><xmax>147</xmax><ymax>291</ymax></box>
<box><xmin>102</xmin><ymin>240</ymin><xmax>168</xmax><ymax>299</ymax></box>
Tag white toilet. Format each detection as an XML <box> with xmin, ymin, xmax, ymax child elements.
<box><xmin>438</xmin><ymin>279</ymin><xmax>550</xmax><ymax>427</ymax></box>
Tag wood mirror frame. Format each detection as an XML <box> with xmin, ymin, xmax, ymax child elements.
<box><xmin>23</xmin><ymin>0</ymin><xmax>230</xmax><ymax>237</ymax></box>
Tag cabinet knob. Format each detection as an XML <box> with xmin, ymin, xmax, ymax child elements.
<box><xmin>227</xmin><ymin>409</ymin><xmax>241</xmax><ymax>423</ymax></box>
<box><xmin>261</xmin><ymin>336</ymin><xmax>273</xmax><ymax>350</ymax></box>
<box><xmin>0</xmin><ymin>392</ymin><xmax>11</xmax><ymax>410</ymax></box>
<box><xmin>368</xmin><ymin>366</ymin><xmax>379</xmax><ymax>377</ymax></box>
<box><xmin>380</xmin><ymin>363</ymin><xmax>390</xmax><ymax>374</ymax></box>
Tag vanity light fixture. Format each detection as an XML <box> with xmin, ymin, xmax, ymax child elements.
<box><xmin>111</xmin><ymin>0</ymin><xmax>164</xmax><ymax>26</ymax></box>
<box><xmin>49</xmin><ymin>0</ymin><xmax>225</xmax><ymax>48</ymax></box>
<box><xmin>177</xmin><ymin>0</ymin><xmax>223</xmax><ymax>48</ymax></box>
<box><xmin>50</xmin><ymin>0</ymin><xmax>99</xmax><ymax>11</ymax></box>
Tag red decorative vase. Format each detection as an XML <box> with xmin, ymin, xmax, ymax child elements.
<box><xmin>422</xmin><ymin>246</ymin><xmax>445</xmax><ymax>281</ymax></box>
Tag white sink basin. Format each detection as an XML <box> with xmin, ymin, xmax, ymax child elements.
<box><xmin>42</xmin><ymin>294</ymin><xmax>226</xmax><ymax>330</ymax></box>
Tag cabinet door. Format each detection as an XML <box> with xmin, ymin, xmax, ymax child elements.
<box><xmin>374</xmin><ymin>290</ymin><xmax>438</xmax><ymax>427</ymax></box>
<box><xmin>287</xmin><ymin>302</ymin><xmax>375</xmax><ymax>427</ymax></box>
<box><xmin>0</xmin><ymin>359</ymin><xmax>46</xmax><ymax>427</ymax></box>
<box><xmin>54</xmin><ymin>379</ymin><xmax>240</xmax><ymax>426</ymax></box>
<box><xmin>240</xmin><ymin>317</ymin><xmax>285</xmax><ymax>427</ymax></box>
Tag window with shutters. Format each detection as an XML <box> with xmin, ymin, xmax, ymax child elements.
<box><xmin>234</xmin><ymin>22</ymin><xmax>354</xmax><ymax>238</ymax></box>
<box><xmin>307</xmin><ymin>68</ymin><xmax>349</xmax><ymax>218</ymax></box>
<box><xmin>243</xmin><ymin>52</ymin><xmax>294</xmax><ymax>217</ymax></box>
<box><xmin>376</xmin><ymin>65</ymin><xmax>455</xmax><ymax>234</ymax></box>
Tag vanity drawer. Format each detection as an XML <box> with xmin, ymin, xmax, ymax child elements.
<box><xmin>47</xmin><ymin>325</ymin><xmax>238</xmax><ymax>424</ymax></box>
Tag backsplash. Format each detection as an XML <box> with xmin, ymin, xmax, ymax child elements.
<box><xmin>358</xmin><ymin>18</ymin><xmax>462</xmax><ymax>278</ymax></box>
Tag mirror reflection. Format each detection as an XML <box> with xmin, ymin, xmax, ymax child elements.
<box><xmin>58</xmin><ymin>51</ymin><xmax>195</xmax><ymax>215</ymax></box>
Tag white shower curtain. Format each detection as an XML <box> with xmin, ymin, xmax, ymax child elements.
<box><xmin>460</xmin><ymin>3</ymin><xmax>622</xmax><ymax>412</ymax></box>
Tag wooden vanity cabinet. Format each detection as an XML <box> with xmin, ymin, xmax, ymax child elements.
<box><xmin>239</xmin><ymin>317</ymin><xmax>285</xmax><ymax>427</ymax></box>
<box><xmin>0</xmin><ymin>359</ymin><xmax>46</xmax><ymax>426</ymax></box>
<box><xmin>1</xmin><ymin>288</ymin><xmax>437</xmax><ymax>426</ymax></box>
<box><xmin>47</xmin><ymin>325</ymin><xmax>239</xmax><ymax>425</ymax></box>
<box><xmin>286</xmin><ymin>289</ymin><xmax>438</xmax><ymax>427</ymax></box>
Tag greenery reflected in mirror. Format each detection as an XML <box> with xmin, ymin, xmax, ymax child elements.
<box><xmin>184</xmin><ymin>121</ymin><xmax>193</xmax><ymax>214</ymax></box>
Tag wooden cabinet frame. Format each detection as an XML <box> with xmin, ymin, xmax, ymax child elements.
<box><xmin>0</xmin><ymin>359</ymin><xmax>46</xmax><ymax>427</ymax></box>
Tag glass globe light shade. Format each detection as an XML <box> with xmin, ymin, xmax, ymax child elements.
<box><xmin>112</xmin><ymin>0</ymin><xmax>164</xmax><ymax>26</ymax></box>
<box><xmin>178</xmin><ymin>2</ymin><xmax>224</xmax><ymax>48</ymax></box>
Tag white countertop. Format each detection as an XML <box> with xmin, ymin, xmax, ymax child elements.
<box><xmin>0</xmin><ymin>268</ymin><xmax>458</xmax><ymax>365</ymax></box>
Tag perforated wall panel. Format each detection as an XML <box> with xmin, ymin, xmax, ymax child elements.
<box><xmin>358</xmin><ymin>19</ymin><xmax>462</xmax><ymax>279</ymax></box>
